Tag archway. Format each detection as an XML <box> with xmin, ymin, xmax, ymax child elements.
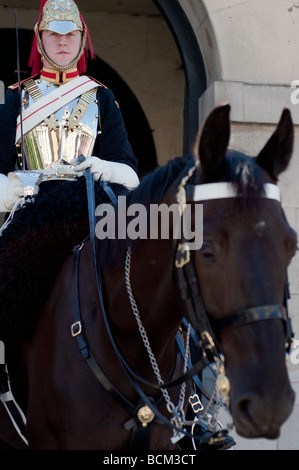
<box><xmin>0</xmin><ymin>28</ymin><xmax>157</xmax><ymax>177</ymax></box>
<box><xmin>153</xmin><ymin>0</ymin><xmax>207</xmax><ymax>154</ymax></box>
<box><xmin>87</xmin><ymin>57</ymin><xmax>157</xmax><ymax>177</ymax></box>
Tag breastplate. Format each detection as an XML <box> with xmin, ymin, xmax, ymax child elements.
<box><xmin>22</xmin><ymin>78</ymin><xmax>99</xmax><ymax>170</ymax></box>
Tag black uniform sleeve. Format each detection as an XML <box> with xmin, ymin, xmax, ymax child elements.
<box><xmin>93</xmin><ymin>87</ymin><xmax>138</xmax><ymax>174</ymax></box>
<box><xmin>0</xmin><ymin>89</ymin><xmax>19</xmax><ymax>175</ymax></box>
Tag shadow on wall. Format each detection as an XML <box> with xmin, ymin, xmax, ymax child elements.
<box><xmin>0</xmin><ymin>28</ymin><xmax>157</xmax><ymax>177</ymax></box>
<box><xmin>87</xmin><ymin>57</ymin><xmax>157</xmax><ymax>177</ymax></box>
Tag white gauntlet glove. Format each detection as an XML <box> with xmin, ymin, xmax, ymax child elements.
<box><xmin>0</xmin><ymin>172</ymin><xmax>39</xmax><ymax>212</ymax></box>
<box><xmin>71</xmin><ymin>156</ymin><xmax>139</xmax><ymax>189</ymax></box>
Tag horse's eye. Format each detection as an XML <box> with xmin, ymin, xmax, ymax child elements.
<box><xmin>199</xmin><ymin>242</ymin><xmax>215</xmax><ymax>260</ymax></box>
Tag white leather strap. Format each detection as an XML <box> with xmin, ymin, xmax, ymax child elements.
<box><xmin>16</xmin><ymin>76</ymin><xmax>100</xmax><ymax>143</ymax></box>
<box><xmin>191</xmin><ymin>182</ymin><xmax>281</xmax><ymax>203</ymax></box>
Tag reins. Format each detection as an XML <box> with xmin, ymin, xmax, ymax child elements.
<box><xmin>71</xmin><ymin>166</ymin><xmax>218</xmax><ymax>448</ymax></box>
<box><xmin>72</xmin><ymin>238</ymin><xmax>221</xmax><ymax>447</ymax></box>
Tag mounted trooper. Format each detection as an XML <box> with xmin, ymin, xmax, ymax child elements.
<box><xmin>0</xmin><ymin>0</ymin><xmax>139</xmax><ymax>212</ymax></box>
<box><xmin>0</xmin><ymin>0</ymin><xmax>235</xmax><ymax>451</ymax></box>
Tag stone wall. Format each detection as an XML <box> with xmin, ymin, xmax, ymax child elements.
<box><xmin>178</xmin><ymin>0</ymin><xmax>299</xmax><ymax>364</ymax></box>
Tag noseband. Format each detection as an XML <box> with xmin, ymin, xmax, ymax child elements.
<box><xmin>176</xmin><ymin>243</ymin><xmax>293</xmax><ymax>354</ymax></box>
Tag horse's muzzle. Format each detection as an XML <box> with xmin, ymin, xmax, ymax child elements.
<box><xmin>216</xmin><ymin>304</ymin><xmax>295</xmax><ymax>439</ymax></box>
<box><xmin>233</xmin><ymin>386</ymin><xmax>295</xmax><ymax>439</ymax></box>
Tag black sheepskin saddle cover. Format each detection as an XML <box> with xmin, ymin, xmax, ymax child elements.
<box><xmin>0</xmin><ymin>177</ymin><xmax>126</xmax><ymax>347</ymax></box>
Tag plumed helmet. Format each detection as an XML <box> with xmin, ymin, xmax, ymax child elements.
<box><xmin>29</xmin><ymin>0</ymin><xmax>95</xmax><ymax>74</ymax></box>
<box><xmin>39</xmin><ymin>0</ymin><xmax>83</xmax><ymax>34</ymax></box>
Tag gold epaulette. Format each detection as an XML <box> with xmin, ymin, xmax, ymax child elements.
<box><xmin>8</xmin><ymin>75</ymin><xmax>39</xmax><ymax>91</ymax></box>
<box><xmin>8</xmin><ymin>82</ymin><xmax>19</xmax><ymax>90</ymax></box>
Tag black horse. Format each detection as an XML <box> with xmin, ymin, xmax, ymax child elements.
<box><xmin>0</xmin><ymin>104</ymin><xmax>296</xmax><ymax>449</ymax></box>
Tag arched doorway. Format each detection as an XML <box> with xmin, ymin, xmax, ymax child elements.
<box><xmin>153</xmin><ymin>0</ymin><xmax>207</xmax><ymax>154</ymax></box>
<box><xmin>0</xmin><ymin>28</ymin><xmax>157</xmax><ymax>177</ymax></box>
<box><xmin>87</xmin><ymin>57</ymin><xmax>157</xmax><ymax>177</ymax></box>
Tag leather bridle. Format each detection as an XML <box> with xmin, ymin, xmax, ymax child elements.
<box><xmin>70</xmin><ymin>163</ymin><xmax>294</xmax><ymax>449</ymax></box>
<box><xmin>175</xmin><ymin>170</ymin><xmax>294</xmax><ymax>355</ymax></box>
<box><xmin>175</xmin><ymin>237</ymin><xmax>293</xmax><ymax>355</ymax></box>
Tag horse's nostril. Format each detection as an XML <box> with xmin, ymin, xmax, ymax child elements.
<box><xmin>238</xmin><ymin>397</ymin><xmax>252</xmax><ymax>423</ymax></box>
<box><xmin>235</xmin><ymin>388</ymin><xmax>295</xmax><ymax>439</ymax></box>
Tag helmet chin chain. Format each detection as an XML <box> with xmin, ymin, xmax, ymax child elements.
<box><xmin>35</xmin><ymin>25</ymin><xmax>87</xmax><ymax>72</ymax></box>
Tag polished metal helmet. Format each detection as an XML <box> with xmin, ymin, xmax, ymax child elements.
<box><xmin>34</xmin><ymin>0</ymin><xmax>87</xmax><ymax>72</ymax></box>
<box><xmin>38</xmin><ymin>0</ymin><xmax>83</xmax><ymax>34</ymax></box>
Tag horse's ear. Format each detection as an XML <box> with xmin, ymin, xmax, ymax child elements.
<box><xmin>197</xmin><ymin>104</ymin><xmax>230</xmax><ymax>178</ymax></box>
<box><xmin>256</xmin><ymin>108</ymin><xmax>293</xmax><ymax>180</ymax></box>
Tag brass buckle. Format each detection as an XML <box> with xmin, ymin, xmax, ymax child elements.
<box><xmin>55</xmin><ymin>166</ymin><xmax>66</xmax><ymax>178</ymax></box>
<box><xmin>175</xmin><ymin>243</ymin><xmax>190</xmax><ymax>268</ymax></box>
<box><xmin>71</xmin><ymin>321</ymin><xmax>82</xmax><ymax>337</ymax></box>
<box><xmin>201</xmin><ymin>330</ymin><xmax>215</xmax><ymax>349</ymax></box>
<box><xmin>189</xmin><ymin>393</ymin><xmax>204</xmax><ymax>414</ymax></box>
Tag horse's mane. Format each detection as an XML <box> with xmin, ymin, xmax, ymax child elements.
<box><xmin>127</xmin><ymin>155</ymin><xmax>195</xmax><ymax>206</ymax></box>
<box><xmin>97</xmin><ymin>155</ymin><xmax>195</xmax><ymax>268</ymax></box>
<box><xmin>220</xmin><ymin>149</ymin><xmax>266</xmax><ymax>200</ymax></box>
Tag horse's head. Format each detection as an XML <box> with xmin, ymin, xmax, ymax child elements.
<box><xmin>186</xmin><ymin>105</ymin><xmax>297</xmax><ymax>438</ymax></box>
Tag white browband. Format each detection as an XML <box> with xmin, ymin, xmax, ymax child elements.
<box><xmin>190</xmin><ymin>182</ymin><xmax>281</xmax><ymax>203</ymax></box>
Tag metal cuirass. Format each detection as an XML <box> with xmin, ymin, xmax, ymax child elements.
<box><xmin>21</xmin><ymin>78</ymin><xmax>99</xmax><ymax>170</ymax></box>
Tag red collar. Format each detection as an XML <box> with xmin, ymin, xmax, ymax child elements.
<box><xmin>40</xmin><ymin>67</ymin><xmax>80</xmax><ymax>84</ymax></box>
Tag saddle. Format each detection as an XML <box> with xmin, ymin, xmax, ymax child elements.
<box><xmin>0</xmin><ymin>177</ymin><xmax>127</xmax><ymax>347</ymax></box>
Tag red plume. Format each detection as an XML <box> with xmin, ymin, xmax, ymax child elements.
<box><xmin>28</xmin><ymin>37</ymin><xmax>42</xmax><ymax>76</ymax></box>
<box><xmin>28</xmin><ymin>0</ymin><xmax>48</xmax><ymax>75</ymax></box>
<box><xmin>77</xmin><ymin>13</ymin><xmax>95</xmax><ymax>74</ymax></box>
<box><xmin>38</xmin><ymin>0</ymin><xmax>48</xmax><ymax>20</ymax></box>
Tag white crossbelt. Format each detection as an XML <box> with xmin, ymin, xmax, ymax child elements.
<box><xmin>16</xmin><ymin>76</ymin><xmax>100</xmax><ymax>143</ymax></box>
